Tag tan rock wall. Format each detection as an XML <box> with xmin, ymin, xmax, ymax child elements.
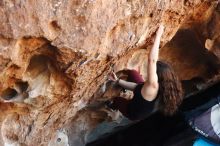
<box><xmin>0</xmin><ymin>0</ymin><xmax>219</xmax><ymax>146</ymax></box>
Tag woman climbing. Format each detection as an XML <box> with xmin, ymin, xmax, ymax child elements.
<box><xmin>108</xmin><ymin>25</ymin><xmax>183</xmax><ymax>120</ymax></box>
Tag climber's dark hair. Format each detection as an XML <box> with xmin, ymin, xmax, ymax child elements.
<box><xmin>156</xmin><ymin>61</ymin><xmax>183</xmax><ymax>115</ymax></box>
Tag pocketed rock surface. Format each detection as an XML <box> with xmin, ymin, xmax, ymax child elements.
<box><xmin>0</xmin><ymin>0</ymin><xmax>219</xmax><ymax>146</ymax></box>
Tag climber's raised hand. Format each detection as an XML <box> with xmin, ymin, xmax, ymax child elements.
<box><xmin>108</xmin><ymin>71</ymin><xmax>118</xmax><ymax>82</ymax></box>
<box><xmin>156</xmin><ymin>24</ymin><xmax>164</xmax><ymax>39</ymax></box>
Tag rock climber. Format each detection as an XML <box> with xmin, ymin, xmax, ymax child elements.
<box><xmin>107</xmin><ymin>24</ymin><xmax>183</xmax><ymax>120</ymax></box>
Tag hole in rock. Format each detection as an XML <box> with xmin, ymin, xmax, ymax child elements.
<box><xmin>57</xmin><ymin>138</ymin><xmax>61</xmax><ymax>142</ymax></box>
<box><xmin>15</xmin><ymin>81</ymin><xmax>29</xmax><ymax>93</ymax></box>
<box><xmin>26</xmin><ymin>55</ymin><xmax>53</xmax><ymax>76</ymax></box>
<box><xmin>49</xmin><ymin>20</ymin><xmax>61</xmax><ymax>31</ymax></box>
<box><xmin>0</xmin><ymin>88</ymin><xmax>18</xmax><ymax>100</ymax></box>
<box><xmin>0</xmin><ymin>81</ymin><xmax>29</xmax><ymax>101</ymax></box>
<box><xmin>25</xmin><ymin>55</ymin><xmax>60</xmax><ymax>98</ymax></box>
<box><xmin>184</xmin><ymin>0</ymin><xmax>188</xmax><ymax>5</ymax></box>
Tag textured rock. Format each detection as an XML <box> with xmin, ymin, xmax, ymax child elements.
<box><xmin>0</xmin><ymin>0</ymin><xmax>220</xmax><ymax>146</ymax></box>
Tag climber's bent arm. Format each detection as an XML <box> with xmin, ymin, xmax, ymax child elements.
<box><xmin>118</xmin><ymin>79</ymin><xmax>138</xmax><ymax>91</ymax></box>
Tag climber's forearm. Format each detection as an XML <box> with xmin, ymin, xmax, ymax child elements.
<box><xmin>118</xmin><ymin>79</ymin><xmax>137</xmax><ymax>91</ymax></box>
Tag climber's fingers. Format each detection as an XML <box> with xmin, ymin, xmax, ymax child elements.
<box><xmin>108</xmin><ymin>71</ymin><xmax>118</xmax><ymax>82</ymax></box>
<box><xmin>156</xmin><ymin>24</ymin><xmax>164</xmax><ymax>37</ymax></box>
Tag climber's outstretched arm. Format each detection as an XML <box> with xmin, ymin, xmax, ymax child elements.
<box><xmin>141</xmin><ymin>24</ymin><xmax>164</xmax><ymax>101</ymax></box>
<box><xmin>147</xmin><ymin>24</ymin><xmax>164</xmax><ymax>84</ymax></box>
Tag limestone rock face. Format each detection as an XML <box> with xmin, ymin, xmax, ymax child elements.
<box><xmin>0</xmin><ymin>0</ymin><xmax>219</xmax><ymax>146</ymax></box>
